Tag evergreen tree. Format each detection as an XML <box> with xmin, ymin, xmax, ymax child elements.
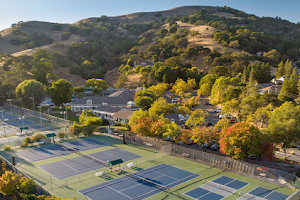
<box><xmin>285</xmin><ymin>60</ymin><xmax>293</xmax><ymax>77</ymax></box>
<box><xmin>278</xmin><ymin>68</ymin><xmax>298</xmax><ymax>102</ymax></box>
<box><xmin>243</xmin><ymin>67</ymin><xmax>247</xmax><ymax>83</ymax></box>
<box><xmin>275</xmin><ymin>61</ymin><xmax>285</xmax><ymax>78</ymax></box>
<box><xmin>248</xmin><ymin>67</ymin><xmax>255</xmax><ymax>86</ymax></box>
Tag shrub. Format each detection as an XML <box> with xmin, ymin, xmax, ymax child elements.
<box><xmin>53</xmin><ymin>23</ymin><xmax>63</xmax><ymax>31</ymax></box>
<box><xmin>3</xmin><ymin>145</ymin><xmax>11</xmax><ymax>151</ymax></box>
<box><xmin>114</xmin><ymin>122</ymin><xmax>122</xmax><ymax>126</ymax></box>
<box><xmin>57</xmin><ymin>131</ymin><xmax>66</xmax><ymax>139</ymax></box>
<box><xmin>24</xmin><ymin>136</ymin><xmax>30</xmax><ymax>144</ymax></box>
<box><xmin>31</xmin><ymin>133</ymin><xmax>46</xmax><ymax>143</ymax></box>
<box><xmin>61</xmin><ymin>32</ymin><xmax>71</xmax><ymax>40</ymax></box>
<box><xmin>82</xmin><ymin>126</ymin><xmax>94</xmax><ymax>136</ymax></box>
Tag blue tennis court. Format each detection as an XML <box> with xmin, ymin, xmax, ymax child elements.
<box><xmin>237</xmin><ymin>186</ymin><xmax>289</xmax><ymax>200</ymax></box>
<box><xmin>0</xmin><ymin>115</ymin><xmax>18</xmax><ymax>120</ymax></box>
<box><xmin>39</xmin><ymin>148</ymin><xmax>141</xmax><ymax>179</ymax></box>
<box><xmin>17</xmin><ymin>138</ymin><xmax>108</xmax><ymax>162</ymax></box>
<box><xmin>185</xmin><ymin>176</ymin><xmax>248</xmax><ymax>200</ymax></box>
<box><xmin>79</xmin><ymin>164</ymin><xmax>199</xmax><ymax>200</ymax></box>
<box><xmin>6</xmin><ymin>120</ymin><xmax>33</xmax><ymax>126</ymax></box>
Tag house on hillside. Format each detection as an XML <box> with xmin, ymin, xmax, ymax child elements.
<box><xmin>258</xmin><ymin>85</ymin><xmax>282</xmax><ymax>95</ymax></box>
<box><xmin>134</xmin><ymin>60</ymin><xmax>154</xmax><ymax>68</ymax></box>
<box><xmin>271</xmin><ymin>76</ymin><xmax>286</xmax><ymax>85</ymax></box>
<box><xmin>255</xmin><ymin>51</ymin><xmax>265</xmax><ymax>57</ymax></box>
<box><xmin>70</xmin><ymin>89</ymin><xmax>136</xmax><ymax>112</ymax></box>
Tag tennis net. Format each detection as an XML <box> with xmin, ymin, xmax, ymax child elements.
<box><xmin>203</xmin><ymin>179</ymin><xmax>237</xmax><ymax>194</ymax></box>
<box><xmin>124</xmin><ymin>170</ymin><xmax>169</xmax><ymax>200</ymax></box>
<box><xmin>238</xmin><ymin>191</ymin><xmax>265</xmax><ymax>200</ymax></box>
<box><xmin>58</xmin><ymin>143</ymin><xmax>77</xmax><ymax>153</ymax></box>
<box><xmin>58</xmin><ymin>143</ymin><xmax>108</xmax><ymax>167</ymax></box>
<box><xmin>77</xmin><ymin>151</ymin><xmax>108</xmax><ymax>167</ymax></box>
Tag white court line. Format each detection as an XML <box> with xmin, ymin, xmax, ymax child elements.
<box><xmin>119</xmin><ymin>182</ymin><xmax>140</xmax><ymax>192</ymax></box>
<box><xmin>263</xmin><ymin>190</ymin><xmax>275</xmax><ymax>199</ymax></box>
<box><xmin>61</xmin><ymin>162</ymin><xmax>79</xmax><ymax>172</ymax></box>
<box><xmin>107</xmin><ymin>185</ymin><xmax>132</xmax><ymax>199</ymax></box>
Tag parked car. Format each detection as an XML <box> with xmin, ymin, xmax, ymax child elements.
<box><xmin>178</xmin><ymin>114</ymin><xmax>184</xmax><ymax>119</ymax></box>
<box><xmin>206</xmin><ymin>122</ymin><xmax>213</xmax><ymax>126</ymax></box>
<box><xmin>205</xmin><ymin>102</ymin><xmax>211</xmax><ymax>105</ymax></box>
<box><xmin>170</xmin><ymin>118</ymin><xmax>175</xmax><ymax>123</ymax></box>
<box><xmin>210</xmin><ymin>143</ymin><xmax>219</xmax><ymax>151</ymax></box>
<box><xmin>213</xmin><ymin>108</ymin><xmax>221</xmax><ymax>113</ymax></box>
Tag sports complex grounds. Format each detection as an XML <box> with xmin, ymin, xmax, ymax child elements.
<box><xmin>0</xmin><ymin>132</ymin><xmax>296</xmax><ymax>200</ymax></box>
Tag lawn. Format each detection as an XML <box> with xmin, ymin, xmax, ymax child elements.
<box><xmin>0</xmin><ymin>134</ymin><xmax>294</xmax><ymax>200</ymax></box>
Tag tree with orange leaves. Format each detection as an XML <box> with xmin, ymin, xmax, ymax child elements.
<box><xmin>130</xmin><ymin>117</ymin><xmax>154</xmax><ymax>136</ymax></box>
<box><xmin>191</xmin><ymin>126</ymin><xmax>220</xmax><ymax>146</ymax></box>
<box><xmin>219</xmin><ymin>122</ymin><xmax>262</xmax><ymax>160</ymax></box>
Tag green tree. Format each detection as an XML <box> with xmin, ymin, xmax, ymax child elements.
<box><xmin>275</xmin><ymin>61</ymin><xmax>285</xmax><ymax>78</ymax></box>
<box><xmin>134</xmin><ymin>96</ymin><xmax>154</xmax><ymax>110</ymax></box>
<box><xmin>199</xmin><ymin>74</ymin><xmax>219</xmax><ymax>87</ymax></box>
<box><xmin>16</xmin><ymin>79</ymin><xmax>45</xmax><ymax>107</ymax></box>
<box><xmin>185</xmin><ymin>108</ymin><xmax>209</xmax><ymax>127</ymax></box>
<box><xmin>128</xmin><ymin>109</ymin><xmax>150</xmax><ymax>127</ymax></box>
<box><xmin>86</xmin><ymin>78</ymin><xmax>108</xmax><ymax>89</ymax></box>
<box><xmin>189</xmin><ymin>30</ymin><xmax>201</xmax><ymax>38</ymax></box>
<box><xmin>148</xmin><ymin>83</ymin><xmax>168</xmax><ymax>97</ymax></box>
<box><xmin>210</xmin><ymin>76</ymin><xmax>231</xmax><ymax>105</ymax></box>
<box><xmin>163</xmin><ymin>122</ymin><xmax>182</xmax><ymax>140</ymax></box>
<box><xmin>214</xmin><ymin>118</ymin><xmax>231</xmax><ymax>129</ymax></box>
<box><xmin>197</xmin><ymin>83</ymin><xmax>212</xmax><ymax>97</ymax></box>
<box><xmin>247</xmin><ymin>104</ymin><xmax>274</xmax><ymax>128</ymax></box>
<box><xmin>210</xmin><ymin>66</ymin><xmax>230</xmax><ymax>77</ymax></box>
<box><xmin>220</xmin><ymin>122</ymin><xmax>263</xmax><ymax>160</ymax></box>
<box><xmin>92</xmin><ymin>87</ymin><xmax>103</xmax><ymax>94</ymax></box>
<box><xmin>148</xmin><ymin>97</ymin><xmax>175</xmax><ymax>117</ymax></box>
<box><xmin>31</xmin><ymin>58</ymin><xmax>56</xmax><ymax>85</ymax></box>
<box><xmin>171</xmin><ymin>78</ymin><xmax>196</xmax><ymax>97</ymax></box>
<box><xmin>47</xmin><ymin>79</ymin><xmax>73</xmax><ymax>106</ymax></box>
<box><xmin>0</xmin><ymin>82</ymin><xmax>14</xmax><ymax>98</ymax></box>
<box><xmin>267</xmin><ymin>102</ymin><xmax>300</xmax><ymax>159</ymax></box>
<box><xmin>79</xmin><ymin>109</ymin><xmax>97</xmax><ymax>124</ymax></box>
<box><xmin>221</xmin><ymin>98</ymin><xmax>240</xmax><ymax>114</ymax></box>
<box><xmin>278</xmin><ymin>68</ymin><xmax>298</xmax><ymax>102</ymax></box>
<box><xmin>74</xmin><ymin>86</ymin><xmax>85</xmax><ymax>94</ymax></box>
<box><xmin>17</xmin><ymin>177</ymin><xmax>36</xmax><ymax>194</ymax></box>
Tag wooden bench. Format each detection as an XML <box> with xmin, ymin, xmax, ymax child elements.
<box><xmin>111</xmin><ymin>167</ymin><xmax>121</xmax><ymax>172</ymax></box>
<box><xmin>127</xmin><ymin>162</ymin><xmax>134</xmax><ymax>168</ymax></box>
<box><xmin>182</xmin><ymin>153</ymin><xmax>189</xmax><ymax>157</ymax></box>
<box><xmin>95</xmin><ymin>171</ymin><xmax>104</xmax><ymax>176</ymax></box>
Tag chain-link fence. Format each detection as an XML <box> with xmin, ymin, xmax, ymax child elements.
<box><xmin>124</xmin><ymin>133</ymin><xmax>300</xmax><ymax>190</ymax></box>
<box><xmin>35</xmin><ymin>146</ymin><xmax>167</xmax><ymax>191</ymax></box>
<box><xmin>0</xmin><ymin>155</ymin><xmax>53</xmax><ymax>196</ymax></box>
<box><xmin>0</xmin><ymin>137</ymin><xmax>24</xmax><ymax>149</ymax></box>
<box><xmin>3</xmin><ymin>103</ymin><xmax>72</xmax><ymax>127</ymax></box>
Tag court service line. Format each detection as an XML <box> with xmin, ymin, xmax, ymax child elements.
<box><xmin>107</xmin><ymin>185</ymin><xmax>131</xmax><ymax>199</ymax></box>
<box><xmin>61</xmin><ymin>162</ymin><xmax>79</xmax><ymax>172</ymax></box>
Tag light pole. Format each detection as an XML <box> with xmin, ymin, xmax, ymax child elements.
<box><xmin>20</xmin><ymin>98</ymin><xmax>24</xmax><ymax>130</ymax></box>
<box><xmin>6</xmin><ymin>99</ymin><xmax>13</xmax><ymax>114</ymax></box>
<box><xmin>30</xmin><ymin>97</ymin><xmax>35</xmax><ymax>117</ymax></box>
<box><xmin>37</xmin><ymin>106</ymin><xmax>42</xmax><ymax>129</ymax></box>
<box><xmin>1</xmin><ymin>109</ymin><xmax>5</xmax><ymax>137</ymax></box>
<box><xmin>65</xmin><ymin>104</ymin><xmax>68</xmax><ymax>126</ymax></box>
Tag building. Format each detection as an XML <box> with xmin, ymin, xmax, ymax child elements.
<box><xmin>113</xmin><ymin>110</ymin><xmax>134</xmax><ymax>124</ymax></box>
<box><xmin>258</xmin><ymin>85</ymin><xmax>282</xmax><ymax>95</ymax></box>
<box><xmin>271</xmin><ymin>76</ymin><xmax>286</xmax><ymax>85</ymax></box>
<box><xmin>70</xmin><ymin>89</ymin><xmax>136</xmax><ymax>112</ymax></box>
<box><xmin>134</xmin><ymin>60</ymin><xmax>154</xmax><ymax>68</ymax></box>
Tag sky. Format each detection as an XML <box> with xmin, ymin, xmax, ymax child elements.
<box><xmin>1</xmin><ymin>0</ymin><xmax>300</xmax><ymax>32</ymax></box>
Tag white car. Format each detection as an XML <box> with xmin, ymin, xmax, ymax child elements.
<box><xmin>178</xmin><ymin>114</ymin><xmax>184</xmax><ymax>119</ymax></box>
<box><xmin>170</xmin><ymin>119</ymin><xmax>175</xmax><ymax>123</ymax></box>
<box><xmin>213</xmin><ymin>108</ymin><xmax>221</xmax><ymax>113</ymax></box>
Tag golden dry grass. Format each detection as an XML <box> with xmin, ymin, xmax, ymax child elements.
<box><xmin>52</xmin><ymin>67</ymin><xmax>86</xmax><ymax>86</ymax></box>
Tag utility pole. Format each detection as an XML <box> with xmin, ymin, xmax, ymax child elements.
<box><xmin>37</xmin><ymin>106</ymin><xmax>42</xmax><ymax>129</ymax></box>
<box><xmin>30</xmin><ymin>97</ymin><xmax>35</xmax><ymax>117</ymax></box>
<box><xmin>20</xmin><ymin>98</ymin><xmax>24</xmax><ymax>130</ymax></box>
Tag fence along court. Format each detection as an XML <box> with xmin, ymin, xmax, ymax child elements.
<box><xmin>3</xmin><ymin>103</ymin><xmax>72</xmax><ymax>127</ymax></box>
<box><xmin>0</xmin><ymin>155</ymin><xmax>53</xmax><ymax>196</ymax></box>
<box><xmin>124</xmin><ymin>133</ymin><xmax>300</xmax><ymax>190</ymax></box>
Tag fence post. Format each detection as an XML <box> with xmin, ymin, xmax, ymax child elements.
<box><xmin>50</xmin><ymin>175</ymin><xmax>53</xmax><ymax>190</ymax></box>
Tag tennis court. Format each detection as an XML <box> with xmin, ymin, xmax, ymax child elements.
<box><xmin>184</xmin><ymin>176</ymin><xmax>248</xmax><ymax>200</ymax></box>
<box><xmin>39</xmin><ymin>148</ymin><xmax>141</xmax><ymax>179</ymax></box>
<box><xmin>79</xmin><ymin>164</ymin><xmax>199</xmax><ymax>200</ymax></box>
<box><xmin>0</xmin><ymin>115</ymin><xmax>18</xmax><ymax>121</ymax></box>
<box><xmin>17</xmin><ymin>138</ymin><xmax>108</xmax><ymax>162</ymax></box>
<box><xmin>237</xmin><ymin>186</ymin><xmax>289</xmax><ymax>200</ymax></box>
<box><xmin>6</xmin><ymin>120</ymin><xmax>34</xmax><ymax>127</ymax></box>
